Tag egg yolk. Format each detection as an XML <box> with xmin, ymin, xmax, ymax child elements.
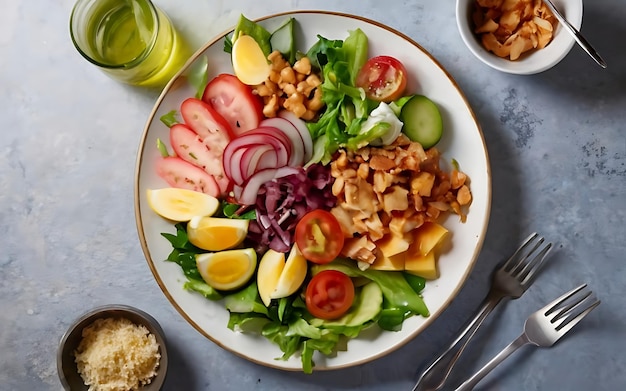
<box><xmin>187</xmin><ymin>217</ymin><xmax>249</xmax><ymax>251</ymax></box>
<box><xmin>204</xmin><ymin>252</ymin><xmax>250</xmax><ymax>285</ymax></box>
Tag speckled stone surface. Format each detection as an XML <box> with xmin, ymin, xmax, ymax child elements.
<box><xmin>1</xmin><ymin>1</ymin><xmax>624</xmax><ymax>390</ymax></box>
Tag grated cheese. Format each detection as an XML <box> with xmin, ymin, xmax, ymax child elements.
<box><xmin>74</xmin><ymin>317</ymin><xmax>160</xmax><ymax>391</ymax></box>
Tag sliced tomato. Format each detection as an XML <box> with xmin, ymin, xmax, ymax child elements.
<box><xmin>155</xmin><ymin>156</ymin><xmax>221</xmax><ymax>197</ymax></box>
<box><xmin>180</xmin><ymin>97</ymin><xmax>234</xmax><ymax>147</ymax></box>
<box><xmin>356</xmin><ymin>55</ymin><xmax>408</xmax><ymax>102</ymax></box>
<box><xmin>169</xmin><ymin>123</ymin><xmax>231</xmax><ymax>195</ymax></box>
<box><xmin>295</xmin><ymin>210</ymin><xmax>344</xmax><ymax>264</ymax></box>
<box><xmin>170</xmin><ymin>123</ymin><xmax>219</xmax><ymax>171</ymax></box>
<box><xmin>305</xmin><ymin>270</ymin><xmax>355</xmax><ymax>320</ymax></box>
<box><xmin>202</xmin><ymin>74</ymin><xmax>263</xmax><ymax>136</ymax></box>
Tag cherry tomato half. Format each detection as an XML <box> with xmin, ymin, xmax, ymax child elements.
<box><xmin>295</xmin><ymin>210</ymin><xmax>344</xmax><ymax>264</ymax></box>
<box><xmin>305</xmin><ymin>270</ymin><xmax>355</xmax><ymax>320</ymax></box>
<box><xmin>356</xmin><ymin>55</ymin><xmax>408</xmax><ymax>102</ymax></box>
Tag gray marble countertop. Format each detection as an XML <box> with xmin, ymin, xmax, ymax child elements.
<box><xmin>1</xmin><ymin>0</ymin><xmax>624</xmax><ymax>390</ymax></box>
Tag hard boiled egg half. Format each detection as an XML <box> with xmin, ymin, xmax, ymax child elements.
<box><xmin>231</xmin><ymin>34</ymin><xmax>271</xmax><ymax>85</ymax></box>
<box><xmin>196</xmin><ymin>248</ymin><xmax>257</xmax><ymax>291</ymax></box>
<box><xmin>146</xmin><ymin>188</ymin><xmax>219</xmax><ymax>221</ymax></box>
<box><xmin>257</xmin><ymin>246</ymin><xmax>308</xmax><ymax>306</ymax></box>
<box><xmin>187</xmin><ymin>216</ymin><xmax>249</xmax><ymax>251</ymax></box>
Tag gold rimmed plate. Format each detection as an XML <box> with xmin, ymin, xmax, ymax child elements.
<box><xmin>134</xmin><ymin>10</ymin><xmax>491</xmax><ymax>371</ymax></box>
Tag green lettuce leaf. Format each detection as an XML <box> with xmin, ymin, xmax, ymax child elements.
<box><xmin>232</xmin><ymin>14</ymin><xmax>272</xmax><ymax>57</ymax></box>
<box><xmin>184</xmin><ymin>278</ymin><xmax>222</xmax><ymax>301</ymax></box>
<box><xmin>227</xmin><ymin>313</ymin><xmax>270</xmax><ymax>332</ymax></box>
<box><xmin>186</xmin><ymin>55</ymin><xmax>209</xmax><ymax>99</ymax></box>
<box><xmin>305</xmin><ymin>28</ymin><xmax>393</xmax><ymax>163</ymax></box>
<box><xmin>159</xmin><ymin>110</ymin><xmax>179</xmax><ymax>127</ymax></box>
<box><xmin>224</xmin><ymin>282</ymin><xmax>268</xmax><ymax>315</ymax></box>
<box><xmin>162</xmin><ymin>224</ymin><xmax>221</xmax><ymax>299</ymax></box>
<box><xmin>261</xmin><ymin>323</ymin><xmax>302</xmax><ymax>360</ymax></box>
<box><xmin>301</xmin><ymin>332</ymin><xmax>340</xmax><ymax>374</ymax></box>
<box><xmin>156</xmin><ymin>138</ymin><xmax>170</xmax><ymax>157</ymax></box>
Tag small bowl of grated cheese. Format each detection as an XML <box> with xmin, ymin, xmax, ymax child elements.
<box><xmin>57</xmin><ymin>304</ymin><xmax>168</xmax><ymax>391</ymax></box>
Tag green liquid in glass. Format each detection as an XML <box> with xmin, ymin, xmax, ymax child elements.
<box><xmin>74</xmin><ymin>0</ymin><xmax>190</xmax><ymax>87</ymax></box>
<box><xmin>86</xmin><ymin>1</ymin><xmax>154</xmax><ymax>66</ymax></box>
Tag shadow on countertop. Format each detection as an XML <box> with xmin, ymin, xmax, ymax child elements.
<box><xmin>161</xmin><ymin>336</ymin><xmax>199</xmax><ymax>391</ymax></box>
<box><xmin>530</xmin><ymin>5</ymin><xmax>626</xmax><ymax>101</ymax></box>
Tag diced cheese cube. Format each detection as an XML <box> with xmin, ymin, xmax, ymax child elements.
<box><xmin>370</xmin><ymin>252</ymin><xmax>405</xmax><ymax>271</ymax></box>
<box><xmin>376</xmin><ymin>233</ymin><xmax>412</xmax><ymax>258</ymax></box>
<box><xmin>412</xmin><ymin>222</ymin><xmax>448</xmax><ymax>256</ymax></box>
<box><xmin>405</xmin><ymin>249</ymin><xmax>438</xmax><ymax>280</ymax></box>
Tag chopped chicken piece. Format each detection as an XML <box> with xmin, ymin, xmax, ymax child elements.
<box><xmin>473</xmin><ymin>0</ymin><xmax>557</xmax><ymax>61</ymax></box>
<box><xmin>383</xmin><ymin>186</ymin><xmax>409</xmax><ymax>213</ymax></box>
<box><xmin>329</xmin><ymin>135</ymin><xmax>472</xmax><ymax>269</ymax></box>
<box><xmin>411</xmin><ymin>172</ymin><xmax>435</xmax><ymax>197</ymax></box>
<box><xmin>342</xmin><ymin>236</ymin><xmax>377</xmax><ymax>265</ymax></box>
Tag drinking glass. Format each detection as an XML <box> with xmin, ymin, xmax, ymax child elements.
<box><xmin>70</xmin><ymin>0</ymin><xmax>191</xmax><ymax>88</ymax></box>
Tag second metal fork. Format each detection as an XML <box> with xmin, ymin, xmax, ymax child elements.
<box><xmin>454</xmin><ymin>283</ymin><xmax>601</xmax><ymax>390</ymax></box>
<box><xmin>413</xmin><ymin>233</ymin><xmax>553</xmax><ymax>391</ymax></box>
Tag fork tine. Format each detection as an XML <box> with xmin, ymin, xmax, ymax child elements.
<box><xmin>516</xmin><ymin>241</ymin><xmax>552</xmax><ymax>285</ymax></box>
<box><xmin>543</xmin><ymin>284</ymin><xmax>588</xmax><ymax>314</ymax></box>
<box><xmin>549</xmin><ymin>288</ymin><xmax>597</xmax><ymax>329</ymax></box>
<box><xmin>555</xmin><ymin>299</ymin><xmax>601</xmax><ymax>335</ymax></box>
<box><xmin>549</xmin><ymin>290</ymin><xmax>593</xmax><ymax>323</ymax></box>
<box><xmin>500</xmin><ymin>232</ymin><xmax>539</xmax><ymax>270</ymax></box>
<box><xmin>510</xmin><ymin>236</ymin><xmax>545</xmax><ymax>274</ymax></box>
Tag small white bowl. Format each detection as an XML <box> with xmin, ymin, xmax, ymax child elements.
<box><xmin>456</xmin><ymin>0</ymin><xmax>582</xmax><ymax>74</ymax></box>
<box><xmin>57</xmin><ymin>305</ymin><xmax>168</xmax><ymax>391</ymax></box>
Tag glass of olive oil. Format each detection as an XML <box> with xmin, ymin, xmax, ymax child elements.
<box><xmin>70</xmin><ymin>0</ymin><xmax>191</xmax><ymax>88</ymax></box>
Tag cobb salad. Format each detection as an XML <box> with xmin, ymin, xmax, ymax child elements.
<box><xmin>146</xmin><ymin>15</ymin><xmax>472</xmax><ymax>373</ymax></box>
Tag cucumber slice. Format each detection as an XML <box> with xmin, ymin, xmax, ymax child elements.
<box><xmin>400</xmin><ymin>95</ymin><xmax>443</xmax><ymax>149</ymax></box>
<box><xmin>270</xmin><ymin>17</ymin><xmax>296</xmax><ymax>64</ymax></box>
<box><xmin>310</xmin><ymin>282</ymin><xmax>383</xmax><ymax>327</ymax></box>
<box><xmin>343</xmin><ymin>282</ymin><xmax>383</xmax><ymax>326</ymax></box>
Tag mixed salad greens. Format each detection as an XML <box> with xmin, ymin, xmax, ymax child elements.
<box><xmin>151</xmin><ymin>14</ymin><xmax>466</xmax><ymax>373</ymax></box>
<box><xmin>162</xmin><ymin>222</ymin><xmax>428</xmax><ymax>373</ymax></box>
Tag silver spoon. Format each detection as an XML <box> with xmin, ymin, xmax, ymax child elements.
<box><xmin>543</xmin><ymin>0</ymin><xmax>607</xmax><ymax>68</ymax></box>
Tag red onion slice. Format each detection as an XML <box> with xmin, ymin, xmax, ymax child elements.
<box><xmin>279</xmin><ymin>110</ymin><xmax>313</xmax><ymax>163</ymax></box>
<box><xmin>237</xmin><ymin>166</ymin><xmax>301</xmax><ymax>205</ymax></box>
<box><xmin>261</xmin><ymin>117</ymin><xmax>305</xmax><ymax>166</ymax></box>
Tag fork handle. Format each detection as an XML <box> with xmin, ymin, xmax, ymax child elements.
<box><xmin>413</xmin><ymin>293</ymin><xmax>503</xmax><ymax>391</ymax></box>
<box><xmin>542</xmin><ymin>0</ymin><xmax>607</xmax><ymax>68</ymax></box>
<box><xmin>454</xmin><ymin>334</ymin><xmax>530</xmax><ymax>391</ymax></box>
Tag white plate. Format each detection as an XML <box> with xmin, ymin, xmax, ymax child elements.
<box><xmin>135</xmin><ymin>10</ymin><xmax>491</xmax><ymax>371</ymax></box>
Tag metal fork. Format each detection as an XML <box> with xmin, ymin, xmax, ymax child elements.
<box><xmin>454</xmin><ymin>284</ymin><xmax>601</xmax><ymax>391</ymax></box>
<box><xmin>413</xmin><ymin>233</ymin><xmax>552</xmax><ymax>391</ymax></box>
